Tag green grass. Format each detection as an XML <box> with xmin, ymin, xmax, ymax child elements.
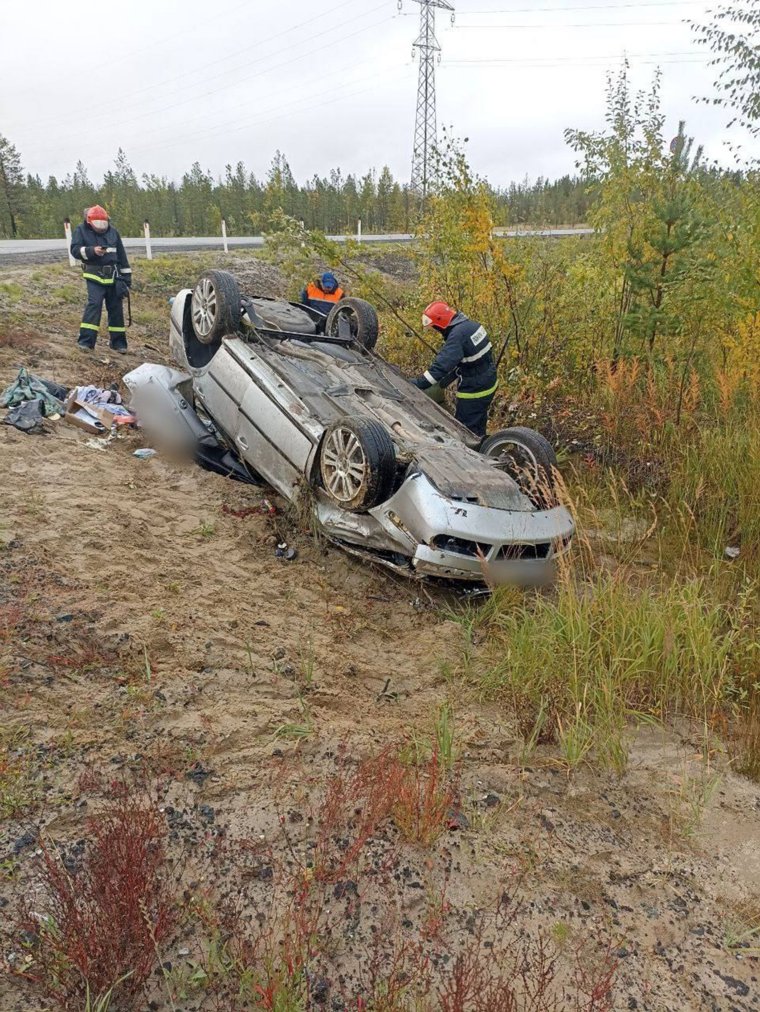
<box><xmin>460</xmin><ymin>572</ymin><xmax>756</xmax><ymax>773</ymax></box>
<box><xmin>665</xmin><ymin>417</ymin><xmax>760</xmax><ymax>572</ymax></box>
<box><xmin>0</xmin><ymin>281</ymin><xmax>24</xmax><ymax>303</ymax></box>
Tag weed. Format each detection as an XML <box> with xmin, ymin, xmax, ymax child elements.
<box><xmin>188</xmin><ymin>520</ymin><xmax>215</xmax><ymax>539</ymax></box>
<box><xmin>0</xmin><ymin>727</ymin><xmax>40</xmax><ymax>818</ymax></box>
<box><xmin>392</xmin><ymin>749</ymin><xmax>455</xmax><ymax>847</ymax></box>
<box><xmin>434</xmin><ymin>702</ymin><xmax>456</xmax><ymax>770</ymax></box>
<box><xmin>14</xmin><ymin>792</ymin><xmax>178</xmax><ymax>1010</ymax></box>
<box><xmin>723</xmin><ymin>897</ymin><xmax>760</xmax><ymax>955</ymax></box>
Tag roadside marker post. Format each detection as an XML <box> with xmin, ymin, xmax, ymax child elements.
<box><xmin>357</xmin><ymin>218</ymin><xmax>362</xmax><ymax>243</ymax></box>
<box><xmin>222</xmin><ymin>218</ymin><xmax>229</xmax><ymax>254</ymax></box>
<box><xmin>63</xmin><ymin>218</ymin><xmax>76</xmax><ymax>267</ymax></box>
<box><xmin>144</xmin><ymin>220</ymin><xmax>153</xmax><ymax>260</ymax></box>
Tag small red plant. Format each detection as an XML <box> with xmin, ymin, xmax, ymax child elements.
<box><xmin>15</xmin><ymin>792</ymin><xmax>177</xmax><ymax>1009</ymax></box>
<box><xmin>392</xmin><ymin>748</ymin><xmax>455</xmax><ymax>847</ymax></box>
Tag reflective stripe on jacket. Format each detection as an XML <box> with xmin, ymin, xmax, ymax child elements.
<box><xmin>301</xmin><ymin>282</ymin><xmax>344</xmax><ymax>315</ymax></box>
<box><xmin>415</xmin><ymin>313</ymin><xmax>498</xmax><ymax>397</ymax></box>
<box><xmin>70</xmin><ymin>220</ymin><xmax>130</xmax><ymax>285</ymax></box>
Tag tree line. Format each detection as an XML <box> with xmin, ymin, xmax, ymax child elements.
<box><xmin>0</xmin><ymin>139</ymin><xmax>602</xmax><ymax>239</ymax></box>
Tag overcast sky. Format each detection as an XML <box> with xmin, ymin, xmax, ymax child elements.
<box><xmin>2</xmin><ymin>0</ymin><xmax>756</xmax><ymax>189</ymax></box>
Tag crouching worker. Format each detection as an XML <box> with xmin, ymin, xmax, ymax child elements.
<box><xmin>413</xmin><ymin>301</ymin><xmax>498</xmax><ymax>438</ymax></box>
<box><xmin>300</xmin><ymin>271</ymin><xmax>344</xmax><ymax>315</ymax></box>
<box><xmin>70</xmin><ymin>205</ymin><xmax>132</xmax><ymax>353</ymax></box>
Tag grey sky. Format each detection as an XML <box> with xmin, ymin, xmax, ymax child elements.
<box><xmin>2</xmin><ymin>0</ymin><xmax>756</xmax><ymax>188</ymax></box>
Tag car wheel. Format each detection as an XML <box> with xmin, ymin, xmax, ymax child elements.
<box><xmin>190</xmin><ymin>270</ymin><xmax>241</xmax><ymax>345</ymax></box>
<box><xmin>325</xmin><ymin>297</ymin><xmax>379</xmax><ymax>351</ymax></box>
<box><xmin>319</xmin><ymin>417</ymin><xmax>395</xmax><ymax>512</ymax></box>
<box><xmin>480</xmin><ymin>426</ymin><xmax>558</xmax><ymax>506</ymax></box>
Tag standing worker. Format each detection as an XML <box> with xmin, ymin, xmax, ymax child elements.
<box><xmin>300</xmin><ymin>271</ymin><xmax>344</xmax><ymax>315</ymax></box>
<box><xmin>70</xmin><ymin>205</ymin><xmax>132</xmax><ymax>353</ymax></box>
<box><xmin>413</xmin><ymin>301</ymin><xmax>498</xmax><ymax>438</ymax></box>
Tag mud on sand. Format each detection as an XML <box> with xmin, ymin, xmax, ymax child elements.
<box><xmin>2</xmin><ymin>254</ymin><xmax>760</xmax><ymax>1010</ymax></box>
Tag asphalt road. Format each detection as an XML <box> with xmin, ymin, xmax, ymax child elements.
<box><xmin>0</xmin><ymin>229</ymin><xmax>593</xmax><ymax>266</ymax></box>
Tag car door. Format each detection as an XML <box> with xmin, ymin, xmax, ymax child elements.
<box><xmin>225</xmin><ymin>341</ymin><xmax>315</xmax><ymax>500</ymax></box>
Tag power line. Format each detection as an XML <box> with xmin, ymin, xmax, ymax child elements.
<box><xmin>446</xmin><ymin>49</ymin><xmax>705</xmax><ymax>62</ymax></box>
<box><xmin>445</xmin><ymin>56</ymin><xmax>708</xmax><ymax>65</ymax></box>
<box><xmin>124</xmin><ymin>64</ymin><xmax>415</xmax><ymax>161</ymax></box>
<box><xmin>456</xmin><ymin>20</ymin><xmax>686</xmax><ymax>28</ymax></box>
<box><xmin>464</xmin><ymin>1</ymin><xmax>699</xmax><ymax>11</ymax></box>
<box><xmin>38</xmin><ymin>7</ymin><xmax>392</xmax><ymax>144</ymax></box>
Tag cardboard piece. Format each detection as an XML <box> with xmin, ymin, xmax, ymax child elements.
<box><xmin>63</xmin><ymin>393</ymin><xmax>115</xmax><ymax>436</ymax></box>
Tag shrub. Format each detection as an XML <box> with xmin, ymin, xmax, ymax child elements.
<box><xmin>14</xmin><ymin>792</ymin><xmax>177</xmax><ymax>1009</ymax></box>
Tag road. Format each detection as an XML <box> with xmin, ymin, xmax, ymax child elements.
<box><xmin>0</xmin><ymin>228</ymin><xmax>594</xmax><ymax>266</ymax></box>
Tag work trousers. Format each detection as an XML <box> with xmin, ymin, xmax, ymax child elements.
<box><xmin>78</xmin><ymin>280</ymin><xmax>126</xmax><ymax>350</ymax></box>
<box><xmin>454</xmin><ymin>390</ymin><xmax>496</xmax><ymax>438</ymax></box>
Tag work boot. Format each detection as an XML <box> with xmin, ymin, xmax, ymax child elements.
<box><xmin>109</xmin><ymin>338</ymin><xmax>128</xmax><ymax>355</ymax></box>
<box><xmin>77</xmin><ymin>339</ymin><xmax>95</xmax><ymax>352</ymax></box>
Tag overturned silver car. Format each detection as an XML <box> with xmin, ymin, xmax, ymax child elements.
<box><xmin>128</xmin><ymin>270</ymin><xmax>573</xmax><ymax>586</ymax></box>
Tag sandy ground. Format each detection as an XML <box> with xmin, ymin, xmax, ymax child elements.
<box><xmin>1</xmin><ymin>255</ymin><xmax>760</xmax><ymax>1010</ymax></box>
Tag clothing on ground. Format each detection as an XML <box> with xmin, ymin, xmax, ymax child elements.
<box><xmin>0</xmin><ymin>367</ymin><xmax>66</xmax><ymax>416</ymax></box>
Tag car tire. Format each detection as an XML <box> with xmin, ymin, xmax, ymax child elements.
<box><xmin>319</xmin><ymin>416</ymin><xmax>396</xmax><ymax>512</ymax></box>
<box><xmin>480</xmin><ymin>426</ymin><xmax>558</xmax><ymax>506</ymax></box>
<box><xmin>190</xmin><ymin>270</ymin><xmax>241</xmax><ymax>345</ymax></box>
<box><xmin>325</xmin><ymin>297</ymin><xmax>379</xmax><ymax>351</ymax></box>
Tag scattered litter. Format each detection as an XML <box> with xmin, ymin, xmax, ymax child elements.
<box><xmin>222</xmin><ymin>504</ymin><xmax>259</xmax><ymax>519</ymax></box>
<box><xmin>275</xmin><ymin>542</ymin><xmax>297</xmax><ymax>561</ymax></box>
<box><xmin>0</xmin><ymin>366</ymin><xmax>66</xmax><ymax>417</ymax></box>
<box><xmin>133</xmin><ymin>448</ymin><xmax>158</xmax><ymax>459</ymax></box>
<box><xmin>376</xmin><ymin>676</ymin><xmax>399</xmax><ymax>703</ymax></box>
<box><xmin>64</xmin><ymin>394</ymin><xmax>113</xmax><ymax>435</ymax></box>
<box><xmin>56</xmin><ymin>614</ymin><xmax>74</xmax><ymax>623</ymax></box>
<box><xmin>260</xmin><ymin>498</ymin><xmax>277</xmax><ymax>516</ymax></box>
<box><xmin>446</xmin><ymin>809</ymin><xmax>470</xmax><ymax>832</ymax></box>
<box><xmin>85</xmin><ymin>438</ymin><xmax>109</xmax><ymax>451</ymax></box>
<box><xmin>3</xmin><ymin>399</ymin><xmax>46</xmax><ymax>434</ymax></box>
<box><xmin>185</xmin><ymin>761</ymin><xmax>213</xmax><ymax>785</ymax></box>
<box><xmin>724</xmin><ymin>546</ymin><xmax>740</xmax><ymax>560</ymax></box>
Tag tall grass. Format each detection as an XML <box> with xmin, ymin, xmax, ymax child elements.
<box><xmin>470</xmin><ymin>575</ymin><xmax>752</xmax><ymax>772</ymax></box>
<box><xmin>666</xmin><ymin>419</ymin><xmax>760</xmax><ymax>569</ymax></box>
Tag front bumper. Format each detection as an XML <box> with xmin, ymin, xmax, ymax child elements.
<box><xmin>326</xmin><ymin>471</ymin><xmax>575</xmax><ymax>586</ymax></box>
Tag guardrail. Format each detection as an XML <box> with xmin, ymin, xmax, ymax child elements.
<box><xmin>0</xmin><ymin>224</ymin><xmax>594</xmax><ymax>261</ymax></box>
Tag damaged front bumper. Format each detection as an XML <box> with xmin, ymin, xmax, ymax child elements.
<box><xmin>316</xmin><ymin>471</ymin><xmax>574</xmax><ymax>586</ymax></box>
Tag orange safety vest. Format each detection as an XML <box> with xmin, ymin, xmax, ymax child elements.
<box><xmin>305</xmin><ymin>282</ymin><xmax>344</xmax><ymax>303</ymax></box>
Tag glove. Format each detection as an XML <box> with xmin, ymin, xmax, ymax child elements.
<box><xmin>116</xmin><ymin>279</ymin><xmax>131</xmax><ymax>299</ymax></box>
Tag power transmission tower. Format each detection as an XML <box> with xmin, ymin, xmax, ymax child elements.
<box><xmin>409</xmin><ymin>0</ymin><xmax>455</xmax><ymax>202</ymax></box>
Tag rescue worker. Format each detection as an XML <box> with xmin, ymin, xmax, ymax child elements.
<box><xmin>300</xmin><ymin>271</ymin><xmax>344</xmax><ymax>315</ymax></box>
<box><xmin>70</xmin><ymin>205</ymin><xmax>132</xmax><ymax>353</ymax></box>
<box><xmin>413</xmin><ymin>301</ymin><xmax>498</xmax><ymax>438</ymax></box>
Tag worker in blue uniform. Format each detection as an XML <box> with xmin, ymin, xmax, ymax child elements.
<box><xmin>70</xmin><ymin>205</ymin><xmax>132</xmax><ymax>353</ymax></box>
<box><xmin>413</xmin><ymin>300</ymin><xmax>498</xmax><ymax>438</ymax></box>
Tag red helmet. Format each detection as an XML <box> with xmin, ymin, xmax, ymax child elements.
<box><xmin>86</xmin><ymin>205</ymin><xmax>109</xmax><ymax>232</ymax></box>
<box><xmin>422</xmin><ymin>300</ymin><xmax>456</xmax><ymax>330</ymax></box>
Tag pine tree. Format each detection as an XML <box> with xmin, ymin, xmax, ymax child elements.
<box><xmin>0</xmin><ymin>134</ymin><xmax>25</xmax><ymax>237</ymax></box>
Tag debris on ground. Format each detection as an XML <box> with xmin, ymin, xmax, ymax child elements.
<box><xmin>3</xmin><ymin>399</ymin><xmax>47</xmax><ymax>434</ymax></box>
<box><xmin>0</xmin><ymin>366</ymin><xmax>66</xmax><ymax>417</ymax></box>
<box><xmin>275</xmin><ymin>541</ymin><xmax>297</xmax><ymax>561</ymax></box>
<box><xmin>724</xmin><ymin>546</ymin><xmax>741</xmax><ymax>560</ymax></box>
<box><xmin>133</xmin><ymin>448</ymin><xmax>158</xmax><ymax>459</ymax></box>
